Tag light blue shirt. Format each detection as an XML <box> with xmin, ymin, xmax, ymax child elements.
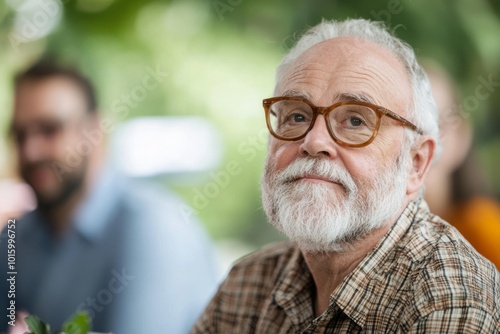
<box><xmin>0</xmin><ymin>167</ymin><xmax>218</xmax><ymax>333</ymax></box>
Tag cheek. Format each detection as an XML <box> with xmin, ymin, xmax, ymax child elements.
<box><xmin>271</xmin><ymin>141</ymin><xmax>300</xmax><ymax>172</ymax></box>
<box><xmin>370</xmin><ymin>128</ymin><xmax>405</xmax><ymax>164</ymax></box>
<box><xmin>341</xmin><ymin>146</ymin><xmax>393</xmax><ymax>189</ymax></box>
<box><xmin>51</xmin><ymin>135</ymin><xmax>71</xmax><ymax>160</ymax></box>
<box><xmin>50</xmin><ymin>131</ymin><xmax>84</xmax><ymax>162</ymax></box>
<box><xmin>342</xmin><ymin>157</ymin><xmax>371</xmax><ymax>186</ymax></box>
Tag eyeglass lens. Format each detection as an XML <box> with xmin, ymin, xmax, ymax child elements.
<box><xmin>268</xmin><ymin>99</ymin><xmax>378</xmax><ymax>145</ymax></box>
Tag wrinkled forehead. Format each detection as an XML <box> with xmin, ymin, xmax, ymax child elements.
<box><xmin>276</xmin><ymin>36</ymin><xmax>412</xmax><ymax>113</ymax></box>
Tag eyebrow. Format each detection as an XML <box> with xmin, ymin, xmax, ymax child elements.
<box><xmin>281</xmin><ymin>89</ymin><xmax>312</xmax><ymax>100</ymax></box>
<box><xmin>333</xmin><ymin>93</ymin><xmax>375</xmax><ymax>104</ymax></box>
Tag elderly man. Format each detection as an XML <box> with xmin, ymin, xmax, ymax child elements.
<box><xmin>192</xmin><ymin>19</ymin><xmax>500</xmax><ymax>333</ymax></box>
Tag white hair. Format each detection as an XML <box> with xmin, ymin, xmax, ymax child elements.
<box><xmin>275</xmin><ymin>19</ymin><xmax>441</xmax><ymax>158</ymax></box>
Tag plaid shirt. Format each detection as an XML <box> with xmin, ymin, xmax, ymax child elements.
<box><xmin>192</xmin><ymin>199</ymin><xmax>500</xmax><ymax>333</ymax></box>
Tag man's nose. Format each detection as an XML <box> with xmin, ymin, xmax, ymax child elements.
<box><xmin>19</xmin><ymin>133</ymin><xmax>48</xmax><ymax>163</ymax></box>
<box><xmin>299</xmin><ymin>115</ymin><xmax>339</xmax><ymax>158</ymax></box>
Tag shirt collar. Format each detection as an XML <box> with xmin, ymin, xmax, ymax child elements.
<box><xmin>329</xmin><ymin>198</ymin><xmax>428</xmax><ymax>328</ymax></box>
<box><xmin>272</xmin><ymin>244</ymin><xmax>315</xmax><ymax>328</ymax></box>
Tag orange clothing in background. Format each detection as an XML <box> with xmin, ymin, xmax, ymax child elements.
<box><xmin>446</xmin><ymin>197</ymin><xmax>500</xmax><ymax>270</ymax></box>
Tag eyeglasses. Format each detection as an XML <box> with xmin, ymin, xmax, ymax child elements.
<box><xmin>263</xmin><ymin>96</ymin><xmax>422</xmax><ymax>148</ymax></box>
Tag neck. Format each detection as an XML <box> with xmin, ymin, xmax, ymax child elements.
<box><xmin>303</xmin><ymin>204</ymin><xmax>408</xmax><ymax>317</ymax></box>
<box><xmin>41</xmin><ymin>184</ymin><xmax>87</xmax><ymax>236</ymax></box>
<box><xmin>42</xmin><ymin>151</ymin><xmax>103</xmax><ymax>236</ymax></box>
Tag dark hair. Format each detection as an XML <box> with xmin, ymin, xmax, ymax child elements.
<box><xmin>15</xmin><ymin>58</ymin><xmax>98</xmax><ymax>113</ymax></box>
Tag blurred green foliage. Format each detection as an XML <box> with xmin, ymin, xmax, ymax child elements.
<box><xmin>25</xmin><ymin>311</ymin><xmax>90</xmax><ymax>334</ymax></box>
<box><xmin>1</xmin><ymin>0</ymin><xmax>499</xmax><ymax>248</ymax></box>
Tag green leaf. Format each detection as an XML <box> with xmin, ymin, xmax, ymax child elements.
<box><xmin>61</xmin><ymin>312</ymin><xmax>90</xmax><ymax>334</ymax></box>
<box><xmin>24</xmin><ymin>315</ymin><xmax>51</xmax><ymax>334</ymax></box>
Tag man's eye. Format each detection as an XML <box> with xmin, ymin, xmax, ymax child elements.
<box><xmin>281</xmin><ymin>111</ymin><xmax>308</xmax><ymax>125</ymax></box>
<box><xmin>348</xmin><ymin>117</ymin><xmax>363</xmax><ymax>127</ymax></box>
<box><xmin>292</xmin><ymin>113</ymin><xmax>306</xmax><ymax>122</ymax></box>
<box><xmin>39</xmin><ymin>122</ymin><xmax>64</xmax><ymax>139</ymax></box>
<box><xmin>13</xmin><ymin>131</ymin><xmax>26</xmax><ymax>145</ymax></box>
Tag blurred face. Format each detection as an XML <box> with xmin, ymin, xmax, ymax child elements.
<box><xmin>261</xmin><ymin>37</ymin><xmax>414</xmax><ymax>252</ymax></box>
<box><xmin>426</xmin><ymin>69</ymin><xmax>470</xmax><ymax>174</ymax></box>
<box><xmin>12</xmin><ymin>76</ymin><xmax>92</xmax><ymax>209</ymax></box>
<box><xmin>423</xmin><ymin>68</ymin><xmax>471</xmax><ymax>216</ymax></box>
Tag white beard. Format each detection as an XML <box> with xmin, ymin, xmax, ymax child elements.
<box><xmin>261</xmin><ymin>153</ymin><xmax>410</xmax><ymax>253</ymax></box>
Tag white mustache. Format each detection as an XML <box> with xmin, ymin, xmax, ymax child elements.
<box><xmin>273</xmin><ymin>157</ymin><xmax>358</xmax><ymax>196</ymax></box>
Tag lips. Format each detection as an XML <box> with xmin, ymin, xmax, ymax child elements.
<box><xmin>288</xmin><ymin>173</ymin><xmax>342</xmax><ymax>186</ymax></box>
<box><xmin>27</xmin><ymin>166</ymin><xmax>54</xmax><ymax>189</ymax></box>
<box><xmin>300</xmin><ymin>174</ymin><xmax>336</xmax><ymax>183</ymax></box>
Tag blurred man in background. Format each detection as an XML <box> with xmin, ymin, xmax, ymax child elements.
<box><xmin>0</xmin><ymin>59</ymin><xmax>217</xmax><ymax>333</ymax></box>
<box><xmin>424</xmin><ymin>61</ymin><xmax>500</xmax><ymax>268</ymax></box>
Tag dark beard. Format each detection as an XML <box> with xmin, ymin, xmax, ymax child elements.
<box><xmin>21</xmin><ymin>159</ymin><xmax>87</xmax><ymax>212</ymax></box>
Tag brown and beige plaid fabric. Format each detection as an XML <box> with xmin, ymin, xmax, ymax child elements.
<box><xmin>192</xmin><ymin>199</ymin><xmax>500</xmax><ymax>333</ymax></box>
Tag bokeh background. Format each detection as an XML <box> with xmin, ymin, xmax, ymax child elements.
<box><xmin>1</xmin><ymin>0</ymin><xmax>499</xmax><ymax>261</ymax></box>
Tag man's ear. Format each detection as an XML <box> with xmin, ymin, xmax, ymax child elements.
<box><xmin>407</xmin><ymin>135</ymin><xmax>436</xmax><ymax>195</ymax></box>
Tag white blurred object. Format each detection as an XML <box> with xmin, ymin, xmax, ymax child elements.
<box><xmin>9</xmin><ymin>0</ymin><xmax>63</xmax><ymax>43</ymax></box>
<box><xmin>111</xmin><ymin>116</ymin><xmax>223</xmax><ymax>177</ymax></box>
